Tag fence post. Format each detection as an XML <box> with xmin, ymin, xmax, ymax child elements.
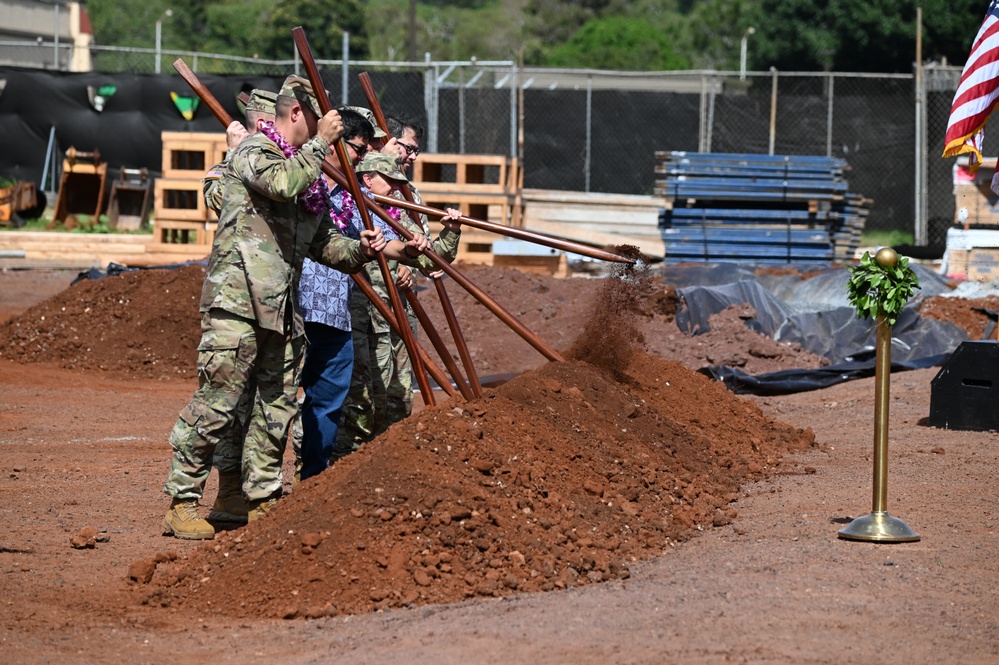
<box><xmin>769</xmin><ymin>67</ymin><xmax>778</xmax><ymax>155</ymax></box>
<box><xmin>53</xmin><ymin>4</ymin><xmax>60</xmax><ymax>69</ymax></box>
<box><xmin>425</xmin><ymin>53</ymin><xmax>438</xmax><ymax>153</ymax></box>
<box><xmin>341</xmin><ymin>32</ymin><xmax>349</xmax><ymax>105</ymax></box>
<box><xmin>706</xmin><ymin>75</ymin><xmax>716</xmax><ymax>153</ymax></box>
<box><xmin>826</xmin><ymin>74</ymin><xmax>834</xmax><ymax>157</ymax></box>
<box><xmin>914</xmin><ymin>7</ymin><xmax>928</xmax><ymax>246</ymax></box>
<box><xmin>458</xmin><ymin>65</ymin><xmax>465</xmax><ymax>153</ymax></box>
<box><xmin>698</xmin><ymin>73</ymin><xmax>707</xmax><ymax>152</ymax></box>
<box><xmin>585</xmin><ymin>75</ymin><xmax>592</xmax><ymax>192</ymax></box>
<box><xmin>509</xmin><ymin>61</ymin><xmax>518</xmax><ymax>158</ymax></box>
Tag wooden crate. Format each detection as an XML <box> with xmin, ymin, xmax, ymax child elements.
<box><xmin>493</xmin><ymin>253</ymin><xmax>568</xmax><ymax>277</ymax></box>
<box><xmin>944</xmin><ymin>248</ymin><xmax>970</xmax><ymax>278</ymax></box>
<box><xmin>968</xmin><ymin>247</ymin><xmax>999</xmax><ymax>282</ymax></box>
<box><xmin>161</xmin><ymin>131</ymin><xmax>227</xmax><ymax>180</ymax></box>
<box><xmin>152</xmin><ymin>219</ymin><xmax>213</xmax><ymax>246</ymax></box>
<box><xmin>421</xmin><ymin>195</ymin><xmax>513</xmax><ymax>229</ymax></box>
<box><xmin>154</xmin><ymin>178</ymin><xmax>207</xmax><ymax>222</ymax></box>
<box><xmin>412</xmin><ymin>154</ymin><xmax>513</xmax><ymax>195</ymax></box>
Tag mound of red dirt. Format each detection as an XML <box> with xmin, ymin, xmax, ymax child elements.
<box><xmin>919</xmin><ymin>294</ymin><xmax>999</xmax><ymax>341</ymax></box>
<box><xmin>0</xmin><ymin>265</ymin><xmax>205</xmax><ymax>379</ymax></box>
<box><xmin>140</xmin><ymin>349</ymin><xmax>814</xmax><ymax>619</ymax></box>
<box><xmin>0</xmin><ymin>264</ymin><xmax>830</xmax><ymax>381</ymax></box>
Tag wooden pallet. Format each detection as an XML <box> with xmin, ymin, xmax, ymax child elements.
<box><xmin>153</xmin><ymin>219</ymin><xmax>213</xmax><ymax>246</ymax></box>
<box><xmin>421</xmin><ymin>195</ymin><xmax>513</xmax><ymax>228</ymax></box>
<box><xmin>411</xmin><ymin>153</ymin><xmax>513</xmax><ymax>195</ymax></box>
<box><xmin>411</xmin><ymin>153</ymin><xmax>521</xmax><ymax>228</ymax></box>
<box><xmin>161</xmin><ymin>131</ymin><xmax>227</xmax><ymax>180</ymax></box>
<box><xmin>154</xmin><ymin>178</ymin><xmax>208</xmax><ymax>222</ymax></box>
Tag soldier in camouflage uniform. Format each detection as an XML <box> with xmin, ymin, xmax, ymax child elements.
<box><xmin>162</xmin><ymin>76</ymin><xmax>426</xmax><ymax>540</ymax></box>
<box><xmin>383</xmin><ymin>115</ymin><xmax>438</xmax><ymax>424</ymax></box>
<box><xmin>199</xmin><ymin>88</ymin><xmax>276</xmax><ymax>524</ymax></box>
<box><xmin>202</xmin><ymin>88</ymin><xmax>277</xmax><ymax>217</ymax></box>
<box><xmin>335</xmin><ymin>147</ymin><xmax>463</xmax><ymax>459</ymax></box>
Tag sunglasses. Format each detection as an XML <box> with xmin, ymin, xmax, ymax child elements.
<box><xmin>344</xmin><ymin>140</ymin><xmax>369</xmax><ymax>157</ymax></box>
<box><xmin>397</xmin><ymin>141</ymin><xmax>421</xmax><ymax>157</ymax></box>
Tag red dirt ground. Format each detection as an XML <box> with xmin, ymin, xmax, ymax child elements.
<box><xmin>0</xmin><ymin>264</ymin><xmax>997</xmax><ymax>664</ymax></box>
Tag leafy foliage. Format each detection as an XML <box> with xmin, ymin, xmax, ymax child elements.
<box><xmin>545</xmin><ymin>17</ymin><xmax>690</xmax><ymax>70</ymax></box>
<box><xmin>84</xmin><ymin>0</ymin><xmax>991</xmax><ymax>72</ymax></box>
<box><xmin>364</xmin><ymin>0</ymin><xmax>526</xmax><ymax>61</ymax></box>
<box><xmin>680</xmin><ymin>0</ymin><xmax>756</xmax><ymax>70</ymax></box>
<box><xmin>747</xmin><ymin>0</ymin><xmax>983</xmax><ymax>73</ymax></box>
<box><xmin>847</xmin><ymin>251</ymin><xmax>920</xmax><ymax>327</ymax></box>
<box><xmin>264</xmin><ymin>0</ymin><xmax>368</xmax><ymax>60</ymax></box>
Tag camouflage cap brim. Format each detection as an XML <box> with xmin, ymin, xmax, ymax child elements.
<box><xmin>356</xmin><ymin>151</ymin><xmax>408</xmax><ymax>182</ymax></box>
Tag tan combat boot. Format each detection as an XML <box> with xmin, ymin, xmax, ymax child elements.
<box><xmin>247</xmin><ymin>495</ymin><xmax>280</xmax><ymax>522</ymax></box>
<box><xmin>208</xmin><ymin>470</ymin><xmax>250</xmax><ymax>523</ymax></box>
<box><xmin>163</xmin><ymin>498</ymin><xmax>215</xmax><ymax>540</ymax></box>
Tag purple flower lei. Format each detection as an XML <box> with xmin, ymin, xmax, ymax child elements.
<box><xmin>332</xmin><ymin>192</ymin><xmax>355</xmax><ymax>229</ymax></box>
<box><xmin>258</xmin><ymin>120</ymin><xmax>347</xmax><ymax>230</ymax></box>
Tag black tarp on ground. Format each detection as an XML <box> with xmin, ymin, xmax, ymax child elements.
<box><xmin>663</xmin><ymin>262</ymin><xmax>966</xmax><ymax>394</ymax></box>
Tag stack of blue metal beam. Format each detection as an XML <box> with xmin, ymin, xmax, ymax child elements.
<box><xmin>655</xmin><ymin>152</ymin><xmax>870</xmax><ymax>265</ymax></box>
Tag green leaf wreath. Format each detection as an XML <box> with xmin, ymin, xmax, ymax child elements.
<box><xmin>846</xmin><ymin>250</ymin><xmax>920</xmax><ymax>327</ymax></box>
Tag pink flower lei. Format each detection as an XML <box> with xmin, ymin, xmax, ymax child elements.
<box><xmin>259</xmin><ymin>120</ymin><xmax>348</xmax><ymax>230</ymax></box>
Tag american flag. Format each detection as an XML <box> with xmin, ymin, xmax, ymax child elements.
<box><xmin>943</xmin><ymin>0</ymin><xmax>999</xmax><ymax>172</ymax></box>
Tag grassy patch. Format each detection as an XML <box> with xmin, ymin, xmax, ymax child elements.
<box><xmin>1</xmin><ymin>213</ymin><xmax>153</xmax><ymax>234</ymax></box>
<box><xmin>860</xmin><ymin>229</ymin><xmax>914</xmax><ymax>248</ymax></box>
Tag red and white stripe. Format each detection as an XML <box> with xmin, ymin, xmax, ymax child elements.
<box><xmin>943</xmin><ymin>1</ymin><xmax>999</xmax><ymax>168</ymax></box>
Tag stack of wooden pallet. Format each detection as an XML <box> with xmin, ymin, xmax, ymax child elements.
<box><xmin>654</xmin><ymin>151</ymin><xmax>870</xmax><ymax>265</ymax></box>
<box><xmin>152</xmin><ymin>131</ymin><xmax>227</xmax><ymax>248</ymax></box>
<box><xmin>412</xmin><ymin>153</ymin><xmax>521</xmax><ymax>266</ymax></box>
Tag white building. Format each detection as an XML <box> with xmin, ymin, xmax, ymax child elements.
<box><xmin>0</xmin><ymin>0</ymin><xmax>93</xmax><ymax>71</ymax></box>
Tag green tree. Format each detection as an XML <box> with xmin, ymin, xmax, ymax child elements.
<box><xmin>523</xmin><ymin>0</ymin><xmax>626</xmax><ymax>63</ymax></box>
<box><xmin>87</xmin><ymin>0</ymin><xmax>172</xmax><ymax>48</ymax></box>
<box><xmin>263</xmin><ymin>0</ymin><xmax>368</xmax><ymax>60</ymax></box>
<box><xmin>746</xmin><ymin>0</ymin><xmax>983</xmax><ymax>73</ymax></box>
<box><xmin>545</xmin><ymin>16</ymin><xmax>690</xmax><ymax>70</ymax></box>
<box><xmin>681</xmin><ymin>0</ymin><xmax>756</xmax><ymax>70</ymax></box>
<box><xmin>198</xmin><ymin>0</ymin><xmax>275</xmax><ymax>58</ymax></box>
<box><xmin>920</xmin><ymin>0</ymin><xmax>993</xmax><ymax>66</ymax></box>
<box><xmin>364</xmin><ymin>0</ymin><xmax>526</xmax><ymax>62</ymax></box>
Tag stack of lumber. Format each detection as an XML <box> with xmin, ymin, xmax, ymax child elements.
<box><xmin>654</xmin><ymin>151</ymin><xmax>870</xmax><ymax>265</ymax></box>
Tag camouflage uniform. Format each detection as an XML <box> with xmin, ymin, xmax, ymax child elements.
<box><xmin>336</xmin><ymin>183</ymin><xmax>461</xmax><ymax>454</ymax></box>
<box><xmin>164</xmin><ymin>124</ymin><xmax>370</xmax><ymax>504</ymax></box>
<box><xmin>198</xmin><ymin>89</ymin><xmax>277</xmax><ymax>481</ymax></box>
<box><xmin>386</xmin><ymin>184</ymin><xmax>439</xmax><ymax>423</ymax></box>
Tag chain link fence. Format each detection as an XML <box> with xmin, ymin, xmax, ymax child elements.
<box><xmin>1</xmin><ymin>40</ymin><xmax>970</xmax><ymax>250</ymax></box>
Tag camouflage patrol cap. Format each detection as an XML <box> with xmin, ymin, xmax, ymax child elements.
<box><xmin>278</xmin><ymin>75</ymin><xmax>326</xmax><ymax>117</ymax></box>
<box><xmin>344</xmin><ymin>106</ymin><xmax>387</xmax><ymax>138</ymax></box>
<box><xmin>244</xmin><ymin>89</ymin><xmax>277</xmax><ymax>116</ymax></box>
<box><xmin>356</xmin><ymin>151</ymin><xmax>408</xmax><ymax>183</ymax></box>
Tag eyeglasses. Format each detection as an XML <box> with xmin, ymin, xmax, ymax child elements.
<box><xmin>344</xmin><ymin>140</ymin><xmax>368</xmax><ymax>157</ymax></box>
<box><xmin>398</xmin><ymin>141</ymin><xmax>421</xmax><ymax>157</ymax></box>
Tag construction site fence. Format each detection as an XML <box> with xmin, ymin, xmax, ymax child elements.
<box><xmin>0</xmin><ymin>39</ymin><xmax>968</xmax><ymax>248</ymax></box>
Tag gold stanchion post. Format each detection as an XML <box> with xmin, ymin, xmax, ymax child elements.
<box><xmin>838</xmin><ymin>247</ymin><xmax>920</xmax><ymax>543</ymax></box>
